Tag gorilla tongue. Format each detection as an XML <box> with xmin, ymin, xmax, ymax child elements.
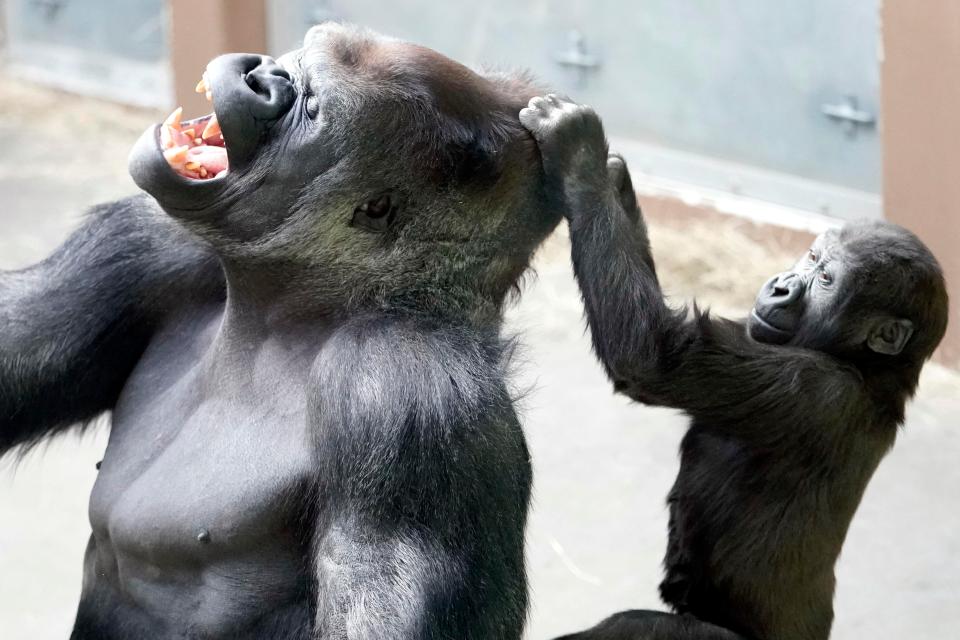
<box><xmin>160</xmin><ymin>106</ymin><xmax>228</xmax><ymax>180</ymax></box>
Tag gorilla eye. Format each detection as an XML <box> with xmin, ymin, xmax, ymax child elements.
<box><xmin>305</xmin><ymin>95</ymin><xmax>320</xmax><ymax>119</ymax></box>
<box><xmin>818</xmin><ymin>271</ymin><xmax>833</xmax><ymax>285</ymax></box>
<box><xmin>808</xmin><ymin>250</ymin><xmax>818</xmax><ymax>263</ymax></box>
<box><xmin>352</xmin><ymin>194</ymin><xmax>397</xmax><ymax>233</ymax></box>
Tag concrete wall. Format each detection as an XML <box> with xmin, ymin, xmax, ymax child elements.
<box><xmin>881</xmin><ymin>1</ymin><xmax>960</xmax><ymax>366</ymax></box>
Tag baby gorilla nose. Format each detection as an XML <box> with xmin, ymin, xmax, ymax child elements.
<box><xmin>768</xmin><ymin>272</ymin><xmax>804</xmax><ymax>303</ymax></box>
<box><xmin>749</xmin><ymin>272</ymin><xmax>805</xmax><ymax>343</ymax></box>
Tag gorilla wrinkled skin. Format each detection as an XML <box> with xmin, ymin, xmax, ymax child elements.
<box><xmin>521</xmin><ymin>96</ymin><xmax>949</xmax><ymax>640</ymax></box>
<box><xmin>1</xmin><ymin>25</ymin><xmax>561</xmax><ymax>639</ymax></box>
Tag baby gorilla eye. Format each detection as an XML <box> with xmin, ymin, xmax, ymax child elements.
<box><xmin>818</xmin><ymin>271</ymin><xmax>833</xmax><ymax>285</ymax></box>
<box><xmin>808</xmin><ymin>250</ymin><xmax>819</xmax><ymax>263</ymax></box>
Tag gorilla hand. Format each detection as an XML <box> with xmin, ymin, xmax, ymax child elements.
<box><xmin>606</xmin><ymin>153</ymin><xmax>641</xmax><ymax>226</ymax></box>
<box><xmin>520</xmin><ymin>94</ymin><xmax>610</xmax><ymax>218</ymax></box>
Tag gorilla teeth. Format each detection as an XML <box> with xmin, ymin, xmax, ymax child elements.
<box><xmin>163</xmin><ymin>145</ymin><xmax>190</xmax><ymax>165</ymax></box>
<box><xmin>201</xmin><ymin>115</ymin><xmax>221</xmax><ymax>140</ymax></box>
<box><xmin>160</xmin><ymin>71</ymin><xmax>229</xmax><ymax>180</ymax></box>
<box><xmin>195</xmin><ymin>73</ymin><xmax>213</xmax><ymax>101</ymax></box>
<box><xmin>163</xmin><ymin>106</ymin><xmax>183</xmax><ymax>129</ymax></box>
<box><xmin>160</xmin><ymin>124</ymin><xmax>175</xmax><ymax>150</ymax></box>
<box><xmin>160</xmin><ymin>95</ymin><xmax>227</xmax><ymax>181</ymax></box>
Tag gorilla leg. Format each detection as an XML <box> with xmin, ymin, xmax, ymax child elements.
<box><xmin>555</xmin><ymin>610</ymin><xmax>747</xmax><ymax>640</ymax></box>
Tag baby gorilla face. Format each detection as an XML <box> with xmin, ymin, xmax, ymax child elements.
<box><xmin>749</xmin><ymin>229</ymin><xmax>846</xmax><ymax>348</ymax></box>
<box><xmin>749</xmin><ymin>221</ymin><xmax>948</xmax><ymax>364</ymax></box>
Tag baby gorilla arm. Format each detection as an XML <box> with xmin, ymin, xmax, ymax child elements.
<box><xmin>0</xmin><ymin>195</ymin><xmax>223</xmax><ymax>455</ymax></box>
<box><xmin>521</xmin><ymin>96</ymin><xmax>852</xmax><ymax>423</ymax></box>
<box><xmin>309</xmin><ymin>318</ymin><xmax>531</xmax><ymax>640</ymax></box>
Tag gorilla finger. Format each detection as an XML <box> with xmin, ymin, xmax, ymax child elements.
<box><xmin>608</xmin><ymin>156</ymin><xmax>639</xmax><ymax>219</ymax></box>
<box><xmin>528</xmin><ymin>96</ymin><xmax>550</xmax><ymax>112</ymax></box>
<box><xmin>519</xmin><ymin>107</ymin><xmax>542</xmax><ymax>126</ymax></box>
<box><xmin>607</xmin><ymin>153</ymin><xmax>626</xmax><ymax>171</ymax></box>
<box><xmin>607</xmin><ymin>156</ymin><xmax>627</xmax><ymax>188</ymax></box>
<box><xmin>545</xmin><ymin>94</ymin><xmax>564</xmax><ymax>107</ymax></box>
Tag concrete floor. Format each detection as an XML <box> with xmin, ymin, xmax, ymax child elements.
<box><xmin>1</xmin><ymin>77</ymin><xmax>959</xmax><ymax>639</ymax></box>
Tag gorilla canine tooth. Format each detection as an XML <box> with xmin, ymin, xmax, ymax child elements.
<box><xmin>163</xmin><ymin>106</ymin><xmax>183</xmax><ymax>129</ymax></box>
<box><xmin>160</xmin><ymin>125</ymin><xmax>176</xmax><ymax>150</ymax></box>
<box><xmin>205</xmin><ymin>91</ymin><xmax>213</xmax><ymax>102</ymax></box>
<box><xmin>163</xmin><ymin>145</ymin><xmax>189</xmax><ymax>166</ymax></box>
<box><xmin>202</xmin><ymin>116</ymin><xmax>221</xmax><ymax>140</ymax></box>
<box><xmin>195</xmin><ymin>76</ymin><xmax>208</xmax><ymax>95</ymax></box>
<box><xmin>199</xmin><ymin>167</ymin><xmax>208</xmax><ymax>178</ymax></box>
<box><xmin>185</xmin><ymin>161</ymin><xmax>201</xmax><ymax>172</ymax></box>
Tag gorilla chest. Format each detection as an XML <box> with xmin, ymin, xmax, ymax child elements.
<box><xmin>88</xmin><ymin>314</ymin><xmax>319</xmax><ymax>579</ymax></box>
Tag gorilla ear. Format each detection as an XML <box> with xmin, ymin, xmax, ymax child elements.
<box><xmin>867</xmin><ymin>318</ymin><xmax>914</xmax><ymax>356</ymax></box>
<box><xmin>352</xmin><ymin>194</ymin><xmax>398</xmax><ymax>233</ymax></box>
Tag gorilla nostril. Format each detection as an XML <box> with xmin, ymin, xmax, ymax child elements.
<box><xmin>245</xmin><ymin>72</ymin><xmax>271</xmax><ymax>100</ymax></box>
<box><xmin>245</xmin><ymin>67</ymin><xmax>292</xmax><ymax>104</ymax></box>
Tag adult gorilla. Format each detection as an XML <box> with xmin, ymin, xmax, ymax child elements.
<box><xmin>0</xmin><ymin>24</ymin><xmax>560</xmax><ymax>639</ymax></box>
<box><xmin>521</xmin><ymin>96</ymin><xmax>949</xmax><ymax>640</ymax></box>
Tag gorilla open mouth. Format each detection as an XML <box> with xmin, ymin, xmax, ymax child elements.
<box><xmin>159</xmin><ymin>74</ymin><xmax>228</xmax><ymax>181</ymax></box>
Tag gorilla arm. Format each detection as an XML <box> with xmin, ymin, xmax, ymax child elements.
<box><xmin>520</xmin><ymin>97</ymin><xmax>856</xmax><ymax>425</ymax></box>
<box><xmin>309</xmin><ymin>318</ymin><xmax>530</xmax><ymax>640</ymax></box>
<box><xmin>0</xmin><ymin>195</ymin><xmax>223</xmax><ymax>455</ymax></box>
<box><xmin>568</xmin><ymin>164</ymin><xmax>858</xmax><ymax>424</ymax></box>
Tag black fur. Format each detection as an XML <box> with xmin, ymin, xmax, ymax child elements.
<box><xmin>0</xmin><ymin>195</ymin><xmax>224</xmax><ymax>454</ymax></box>
<box><xmin>556</xmin><ymin>610</ymin><xmax>744</xmax><ymax>640</ymax></box>
<box><xmin>3</xmin><ymin>24</ymin><xmax>559</xmax><ymax>640</ymax></box>
<box><xmin>521</xmin><ymin>97</ymin><xmax>949</xmax><ymax>640</ymax></box>
<box><xmin>310</xmin><ymin>317</ymin><xmax>529</xmax><ymax>638</ymax></box>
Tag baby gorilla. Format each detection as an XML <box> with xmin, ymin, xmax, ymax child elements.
<box><xmin>521</xmin><ymin>96</ymin><xmax>949</xmax><ymax>640</ymax></box>
<box><xmin>0</xmin><ymin>25</ymin><xmax>560</xmax><ymax>640</ymax></box>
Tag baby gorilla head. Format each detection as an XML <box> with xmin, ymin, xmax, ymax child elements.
<box><xmin>129</xmin><ymin>23</ymin><xmax>558</xmax><ymax>322</ymax></box>
<box><xmin>749</xmin><ymin>220</ymin><xmax>948</xmax><ymax>371</ymax></box>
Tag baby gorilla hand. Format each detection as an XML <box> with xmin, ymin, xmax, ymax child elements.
<box><xmin>520</xmin><ymin>95</ymin><xmax>610</xmax><ymax>198</ymax></box>
<box><xmin>607</xmin><ymin>153</ymin><xmax>641</xmax><ymax>226</ymax></box>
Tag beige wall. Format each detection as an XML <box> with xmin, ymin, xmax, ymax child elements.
<box><xmin>882</xmin><ymin>1</ymin><xmax>960</xmax><ymax>366</ymax></box>
<box><xmin>169</xmin><ymin>0</ymin><xmax>266</xmax><ymax>117</ymax></box>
